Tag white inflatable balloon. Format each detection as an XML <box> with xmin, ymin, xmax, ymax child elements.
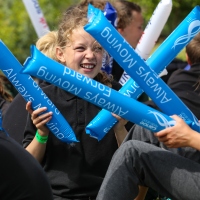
<box><xmin>119</xmin><ymin>0</ymin><xmax>172</xmax><ymax>85</ymax></box>
<box><xmin>22</xmin><ymin>0</ymin><xmax>50</xmax><ymax>38</ymax></box>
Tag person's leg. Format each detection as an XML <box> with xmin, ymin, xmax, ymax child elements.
<box><xmin>124</xmin><ymin>124</ymin><xmax>161</xmax><ymax>145</ymax></box>
<box><xmin>134</xmin><ymin>186</ymin><xmax>148</xmax><ymax>200</ymax></box>
<box><xmin>96</xmin><ymin>140</ymin><xmax>200</xmax><ymax>200</ymax></box>
<box><xmin>125</xmin><ymin>125</ymin><xmax>200</xmax><ymax>161</ymax></box>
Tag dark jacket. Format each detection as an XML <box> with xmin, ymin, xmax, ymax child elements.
<box><xmin>3</xmin><ymin>79</ymin><xmax>121</xmax><ymax>198</ymax></box>
<box><xmin>23</xmin><ymin>82</ymin><xmax>119</xmax><ymax>198</ymax></box>
<box><xmin>0</xmin><ymin>96</ymin><xmax>10</xmax><ymax>118</ymax></box>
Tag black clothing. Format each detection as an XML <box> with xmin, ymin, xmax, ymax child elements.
<box><xmin>2</xmin><ymin>81</ymin><xmax>50</xmax><ymax>145</ymax></box>
<box><xmin>22</xmin><ymin>81</ymin><xmax>120</xmax><ymax>199</ymax></box>
<box><xmin>2</xmin><ymin>80</ymin><xmax>123</xmax><ymax>145</ymax></box>
<box><xmin>2</xmin><ymin>94</ymin><xmax>27</xmax><ymax>145</ymax></box>
<box><xmin>0</xmin><ymin>130</ymin><xmax>53</xmax><ymax>200</ymax></box>
<box><xmin>166</xmin><ymin>63</ymin><xmax>200</xmax><ymax>119</ymax></box>
<box><xmin>0</xmin><ymin>96</ymin><xmax>10</xmax><ymax>118</ymax></box>
<box><xmin>111</xmin><ymin>60</ymin><xmax>124</xmax><ymax>82</ymax></box>
<box><xmin>161</xmin><ymin>58</ymin><xmax>187</xmax><ymax>83</ymax></box>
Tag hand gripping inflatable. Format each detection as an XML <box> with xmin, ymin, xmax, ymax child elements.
<box><xmin>84</xmin><ymin>6</ymin><xmax>200</xmax><ymax>138</ymax></box>
<box><xmin>21</xmin><ymin>46</ymin><xmax>183</xmax><ymax>139</ymax></box>
<box><xmin>0</xmin><ymin>40</ymin><xmax>78</xmax><ymax>143</ymax></box>
<box><xmin>86</xmin><ymin>6</ymin><xmax>200</xmax><ymax>140</ymax></box>
<box><xmin>22</xmin><ymin>0</ymin><xmax>50</xmax><ymax>38</ymax></box>
<box><xmin>119</xmin><ymin>0</ymin><xmax>172</xmax><ymax>85</ymax></box>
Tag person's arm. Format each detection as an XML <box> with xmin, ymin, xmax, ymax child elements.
<box><xmin>155</xmin><ymin>115</ymin><xmax>200</xmax><ymax>150</ymax></box>
<box><xmin>112</xmin><ymin>113</ymin><xmax>128</xmax><ymax>146</ymax></box>
<box><xmin>25</xmin><ymin>101</ymin><xmax>52</xmax><ymax>163</ymax></box>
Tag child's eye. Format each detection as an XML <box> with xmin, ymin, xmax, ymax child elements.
<box><xmin>74</xmin><ymin>46</ymin><xmax>85</xmax><ymax>51</ymax></box>
<box><xmin>94</xmin><ymin>46</ymin><xmax>103</xmax><ymax>53</ymax></box>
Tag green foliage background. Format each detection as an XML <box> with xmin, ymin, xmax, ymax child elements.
<box><xmin>0</xmin><ymin>0</ymin><xmax>199</xmax><ymax>63</ymax></box>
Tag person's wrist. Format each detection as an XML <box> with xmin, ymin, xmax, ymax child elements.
<box><xmin>35</xmin><ymin>130</ymin><xmax>48</xmax><ymax>144</ymax></box>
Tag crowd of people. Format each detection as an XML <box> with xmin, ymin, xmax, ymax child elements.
<box><xmin>96</xmin><ymin>31</ymin><xmax>200</xmax><ymax>200</ymax></box>
<box><xmin>1</xmin><ymin>0</ymin><xmax>200</xmax><ymax>200</ymax></box>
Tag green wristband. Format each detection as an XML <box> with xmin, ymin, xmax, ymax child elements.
<box><xmin>35</xmin><ymin>130</ymin><xmax>48</xmax><ymax>144</ymax></box>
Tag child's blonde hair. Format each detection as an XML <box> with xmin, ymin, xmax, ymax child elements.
<box><xmin>36</xmin><ymin>6</ymin><xmax>113</xmax><ymax>87</ymax></box>
<box><xmin>36</xmin><ymin>31</ymin><xmax>58</xmax><ymax>61</ymax></box>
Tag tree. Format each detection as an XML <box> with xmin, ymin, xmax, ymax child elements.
<box><xmin>132</xmin><ymin>0</ymin><xmax>200</xmax><ymax>38</ymax></box>
<box><xmin>0</xmin><ymin>0</ymin><xmax>199</xmax><ymax>63</ymax></box>
<box><xmin>0</xmin><ymin>0</ymin><xmax>79</xmax><ymax>63</ymax></box>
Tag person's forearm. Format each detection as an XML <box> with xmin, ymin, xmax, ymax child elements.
<box><xmin>26</xmin><ymin>137</ymin><xmax>46</xmax><ymax>163</ymax></box>
<box><xmin>115</xmin><ymin>126</ymin><xmax>128</xmax><ymax>146</ymax></box>
<box><xmin>189</xmin><ymin>130</ymin><xmax>200</xmax><ymax>151</ymax></box>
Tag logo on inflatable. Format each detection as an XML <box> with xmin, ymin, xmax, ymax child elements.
<box><xmin>172</xmin><ymin>20</ymin><xmax>200</xmax><ymax>49</ymax></box>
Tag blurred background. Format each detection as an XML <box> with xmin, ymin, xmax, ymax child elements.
<box><xmin>0</xmin><ymin>0</ymin><xmax>199</xmax><ymax>64</ymax></box>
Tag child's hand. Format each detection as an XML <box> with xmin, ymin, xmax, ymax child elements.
<box><xmin>26</xmin><ymin>101</ymin><xmax>52</xmax><ymax>136</ymax></box>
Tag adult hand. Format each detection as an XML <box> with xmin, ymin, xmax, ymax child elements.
<box><xmin>154</xmin><ymin>115</ymin><xmax>197</xmax><ymax>148</ymax></box>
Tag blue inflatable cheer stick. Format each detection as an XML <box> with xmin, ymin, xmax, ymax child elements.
<box><xmin>0</xmin><ymin>40</ymin><xmax>78</xmax><ymax>143</ymax></box>
<box><xmin>84</xmin><ymin>6</ymin><xmax>200</xmax><ymax>139</ymax></box>
<box><xmin>20</xmin><ymin>46</ymin><xmax>192</xmax><ymax>139</ymax></box>
<box><xmin>85</xmin><ymin>5</ymin><xmax>200</xmax><ymax>140</ymax></box>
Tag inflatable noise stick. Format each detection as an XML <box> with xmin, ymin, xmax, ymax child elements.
<box><xmin>85</xmin><ymin>5</ymin><xmax>200</xmax><ymax>140</ymax></box>
<box><xmin>84</xmin><ymin>6</ymin><xmax>200</xmax><ymax>140</ymax></box>
<box><xmin>21</xmin><ymin>46</ymin><xmax>195</xmax><ymax>140</ymax></box>
<box><xmin>22</xmin><ymin>0</ymin><xmax>50</xmax><ymax>38</ymax></box>
<box><xmin>0</xmin><ymin>40</ymin><xmax>78</xmax><ymax>143</ymax></box>
<box><xmin>120</xmin><ymin>0</ymin><xmax>172</xmax><ymax>85</ymax></box>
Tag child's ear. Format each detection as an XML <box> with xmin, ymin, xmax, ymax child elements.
<box><xmin>56</xmin><ymin>47</ymin><xmax>66</xmax><ymax>63</ymax></box>
<box><xmin>186</xmin><ymin>52</ymin><xmax>192</xmax><ymax>65</ymax></box>
<box><xmin>117</xmin><ymin>28</ymin><xmax>124</xmax><ymax>35</ymax></box>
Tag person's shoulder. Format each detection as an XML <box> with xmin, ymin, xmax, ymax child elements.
<box><xmin>39</xmin><ymin>82</ymin><xmax>57</xmax><ymax>93</ymax></box>
<box><xmin>167</xmin><ymin>68</ymin><xmax>187</xmax><ymax>85</ymax></box>
<box><xmin>167</xmin><ymin>58</ymin><xmax>187</xmax><ymax>70</ymax></box>
<box><xmin>39</xmin><ymin>81</ymin><xmax>51</xmax><ymax>88</ymax></box>
<box><xmin>0</xmin><ymin>100</ymin><xmax>11</xmax><ymax>117</ymax></box>
<box><xmin>167</xmin><ymin>65</ymin><xmax>200</xmax><ymax>90</ymax></box>
<box><xmin>189</xmin><ymin>63</ymin><xmax>200</xmax><ymax>72</ymax></box>
<box><xmin>170</xmin><ymin>64</ymin><xmax>200</xmax><ymax>79</ymax></box>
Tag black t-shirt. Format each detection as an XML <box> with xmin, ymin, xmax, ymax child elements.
<box><xmin>22</xmin><ymin>81</ymin><xmax>120</xmax><ymax>198</ymax></box>
<box><xmin>0</xmin><ymin>130</ymin><xmax>53</xmax><ymax>200</ymax></box>
<box><xmin>111</xmin><ymin>60</ymin><xmax>124</xmax><ymax>82</ymax></box>
<box><xmin>2</xmin><ymin>94</ymin><xmax>27</xmax><ymax>145</ymax></box>
<box><xmin>0</xmin><ymin>96</ymin><xmax>11</xmax><ymax>118</ymax></box>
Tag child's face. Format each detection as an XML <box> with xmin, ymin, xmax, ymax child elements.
<box><xmin>118</xmin><ymin>11</ymin><xmax>144</xmax><ymax>48</ymax></box>
<box><xmin>57</xmin><ymin>27</ymin><xmax>103</xmax><ymax>79</ymax></box>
